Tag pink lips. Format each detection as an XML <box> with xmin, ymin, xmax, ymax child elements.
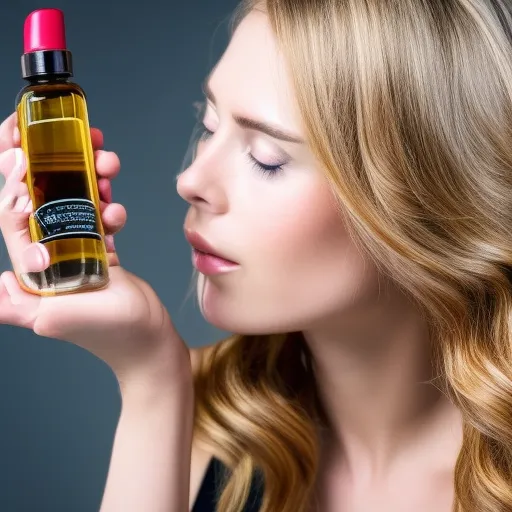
<box><xmin>184</xmin><ymin>229</ymin><xmax>240</xmax><ymax>276</ymax></box>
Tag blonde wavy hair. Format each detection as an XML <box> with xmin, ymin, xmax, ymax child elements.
<box><xmin>192</xmin><ymin>0</ymin><xmax>512</xmax><ymax>510</ymax></box>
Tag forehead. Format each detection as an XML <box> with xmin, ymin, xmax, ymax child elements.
<box><xmin>207</xmin><ymin>10</ymin><xmax>303</xmax><ymax>131</ymax></box>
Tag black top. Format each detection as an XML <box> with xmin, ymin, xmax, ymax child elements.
<box><xmin>192</xmin><ymin>457</ymin><xmax>263</xmax><ymax>512</ymax></box>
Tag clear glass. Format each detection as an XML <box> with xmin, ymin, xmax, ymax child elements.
<box><xmin>15</xmin><ymin>80</ymin><xmax>109</xmax><ymax>296</ymax></box>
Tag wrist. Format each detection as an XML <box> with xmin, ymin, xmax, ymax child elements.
<box><xmin>116</xmin><ymin>335</ymin><xmax>193</xmax><ymax>407</ymax></box>
<box><xmin>120</xmin><ymin>369</ymin><xmax>193</xmax><ymax>405</ymax></box>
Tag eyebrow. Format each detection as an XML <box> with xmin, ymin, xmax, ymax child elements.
<box><xmin>203</xmin><ymin>80</ymin><xmax>305</xmax><ymax>144</ymax></box>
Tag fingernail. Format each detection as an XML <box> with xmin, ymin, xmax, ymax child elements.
<box><xmin>13</xmin><ymin>195</ymin><xmax>30</xmax><ymax>213</ymax></box>
<box><xmin>0</xmin><ymin>173</ymin><xmax>5</xmax><ymax>191</ymax></box>
<box><xmin>13</xmin><ymin>148</ymin><xmax>25</xmax><ymax>177</ymax></box>
<box><xmin>13</xmin><ymin>127</ymin><xmax>20</xmax><ymax>144</ymax></box>
<box><xmin>23</xmin><ymin>199</ymin><xmax>33</xmax><ymax>214</ymax></box>
<box><xmin>35</xmin><ymin>243</ymin><xmax>50</xmax><ymax>268</ymax></box>
<box><xmin>10</xmin><ymin>291</ymin><xmax>22</xmax><ymax>305</ymax></box>
<box><xmin>1</xmin><ymin>273</ymin><xmax>22</xmax><ymax>305</ymax></box>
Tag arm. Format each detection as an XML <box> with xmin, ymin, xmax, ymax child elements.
<box><xmin>99</xmin><ymin>351</ymin><xmax>194</xmax><ymax>512</ymax></box>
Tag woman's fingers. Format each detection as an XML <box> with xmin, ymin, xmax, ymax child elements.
<box><xmin>0</xmin><ymin>113</ymin><xmax>19</xmax><ymax>154</ymax></box>
<box><xmin>1</xmin><ymin>113</ymin><xmax>105</xmax><ymax>153</ymax></box>
<box><xmin>0</xmin><ymin>149</ymin><xmax>50</xmax><ymax>276</ymax></box>
<box><xmin>94</xmin><ymin>150</ymin><xmax>120</xmax><ymax>180</ymax></box>
<box><xmin>0</xmin><ymin>113</ymin><xmax>123</xmax><ymax>274</ymax></box>
<box><xmin>0</xmin><ymin>270</ymin><xmax>40</xmax><ymax>330</ymax></box>
<box><xmin>100</xmin><ymin>202</ymin><xmax>127</xmax><ymax>235</ymax></box>
<box><xmin>98</xmin><ymin>178</ymin><xmax>112</xmax><ymax>204</ymax></box>
<box><xmin>90</xmin><ymin>127</ymin><xmax>104</xmax><ymax>150</ymax></box>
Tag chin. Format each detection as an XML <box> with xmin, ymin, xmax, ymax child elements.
<box><xmin>197</xmin><ymin>283</ymin><xmax>301</xmax><ymax>336</ymax></box>
<box><xmin>202</xmin><ymin>310</ymin><xmax>294</xmax><ymax>336</ymax></box>
<box><xmin>195</xmin><ymin>273</ymin><xmax>331</xmax><ymax>336</ymax></box>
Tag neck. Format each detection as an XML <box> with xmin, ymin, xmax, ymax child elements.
<box><xmin>303</xmin><ymin>291</ymin><xmax>462</xmax><ymax>483</ymax></box>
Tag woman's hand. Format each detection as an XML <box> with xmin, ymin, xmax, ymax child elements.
<box><xmin>0</xmin><ymin>112</ymin><xmax>190</xmax><ymax>389</ymax></box>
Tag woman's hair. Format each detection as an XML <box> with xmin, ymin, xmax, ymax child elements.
<box><xmin>192</xmin><ymin>0</ymin><xmax>512</xmax><ymax>510</ymax></box>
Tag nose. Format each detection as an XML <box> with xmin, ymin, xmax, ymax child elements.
<box><xmin>176</xmin><ymin>139</ymin><xmax>228</xmax><ymax>214</ymax></box>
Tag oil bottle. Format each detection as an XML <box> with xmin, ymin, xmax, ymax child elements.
<box><xmin>15</xmin><ymin>8</ymin><xmax>109</xmax><ymax>296</ymax></box>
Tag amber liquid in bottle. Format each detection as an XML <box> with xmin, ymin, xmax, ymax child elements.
<box><xmin>16</xmin><ymin>80</ymin><xmax>109</xmax><ymax>296</ymax></box>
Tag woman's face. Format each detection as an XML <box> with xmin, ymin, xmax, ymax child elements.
<box><xmin>177</xmin><ymin>9</ymin><xmax>381</xmax><ymax>334</ymax></box>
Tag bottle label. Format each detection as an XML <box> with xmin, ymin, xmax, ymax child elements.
<box><xmin>34</xmin><ymin>198</ymin><xmax>102</xmax><ymax>243</ymax></box>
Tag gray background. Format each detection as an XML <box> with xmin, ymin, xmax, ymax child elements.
<box><xmin>0</xmin><ymin>1</ymin><xmax>237</xmax><ymax>510</ymax></box>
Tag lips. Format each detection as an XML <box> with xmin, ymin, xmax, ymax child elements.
<box><xmin>184</xmin><ymin>229</ymin><xmax>238</xmax><ymax>264</ymax></box>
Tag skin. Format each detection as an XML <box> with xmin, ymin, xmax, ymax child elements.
<box><xmin>0</xmin><ymin>120</ymin><xmax>194</xmax><ymax>511</ymax></box>
<box><xmin>178</xmin><ymin>11</ymin><xmax>463</xmax><ymax>511</ymax></box>
<box><xmin>0</xmin><ymin>8</ymin><xmax>463</xmax><ymax>512</ymax></box>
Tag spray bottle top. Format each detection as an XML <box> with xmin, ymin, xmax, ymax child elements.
<box><xmin>24</xmin><ymin>8</ymin><xmax>67</xmax><ymax>53</ymax></box>
<box><xmin>21</xmin><ymin>8</ymin><xmax>73</xmax><ymax>80</ymax></box>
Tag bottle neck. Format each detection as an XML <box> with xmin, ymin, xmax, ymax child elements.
<box><xmin>26</xmin><ymin>75</ymin><xmax>70</xmax><ymax>85</ymax></box>
<box><xmin>21</xmin><ymin>49</ymin><xmax>73</xmax><ymax>81</ymax></box>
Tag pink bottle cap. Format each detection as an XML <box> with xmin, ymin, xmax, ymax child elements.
<box><xmin>24</xmin><ymin>8</ymin><xmax>67</xmax><ymax>53</ymax></box>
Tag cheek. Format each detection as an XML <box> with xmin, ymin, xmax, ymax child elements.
<box><xmin>245</xmin><ymin>183</ymin><xmax>376</xmax><ymax>326</ymax></box>
<box><xmin>252</xmin><ymin>182</ymin><xmax>349</xmax><ymax>273</ymax></box>
<box><xmin>199</xmin><ymin>178</ymin><xmax>380</xmax><ymax>334</ymax></box>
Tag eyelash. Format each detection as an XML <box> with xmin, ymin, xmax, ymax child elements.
<box><xmin>198</xmin><ymin>125</ymin><xmax>285</xmax><ymax>177</ymax></box>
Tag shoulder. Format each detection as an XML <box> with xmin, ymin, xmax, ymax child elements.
<box><xmin>188</xmin><ymin>340</ymin><xmax>265</xmax><ymax>511</ymax></box>
<box><xmin>188</xmin><ymin>342</ymin><xmax>218</xmax><ymax>510</ymax></box>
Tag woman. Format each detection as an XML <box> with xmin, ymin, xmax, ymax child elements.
<box><xmin>0</xmin><ymin>0</ymin><xmax>511</xmax><ymax>510</ymax></box>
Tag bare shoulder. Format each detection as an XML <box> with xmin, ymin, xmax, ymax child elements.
<box><xmin>188</xmin><ymin>343</ymin><xmax>217</xmax><ymax>510</ymax></box>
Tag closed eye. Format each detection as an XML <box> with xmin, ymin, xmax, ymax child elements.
<box><xmin>198</xmin><ymin>124</ymin><xmax>286</xmax><ymax>178</ymax></box>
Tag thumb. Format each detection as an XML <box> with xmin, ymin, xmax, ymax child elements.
<box><xmin>0</xmin><ymin>148</ymin><xmax>50</xmax><ymax>276</ymax></box>
<box><xmin>0</xmin><ymin>270</ymin><xmax>40</xmax><ymax>329</ymax></box>
<box><xmin>20</xmin><ymin>243</ymin><xmax>50</xmax><ymax>273</ymax></box>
